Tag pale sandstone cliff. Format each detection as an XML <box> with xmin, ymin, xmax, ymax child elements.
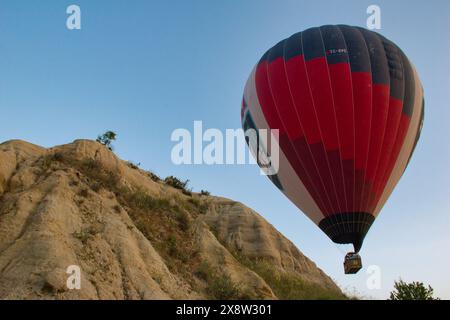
<box><xmin>0</xmin><ymin>139</ymin><xmax>344</xmax><ymax>300</ymax></box>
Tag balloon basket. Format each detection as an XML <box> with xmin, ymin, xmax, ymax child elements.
<box><xmin>344</xmin><ymin>252</ymin><xmax>362</xmax><ymax>274</ymax></box>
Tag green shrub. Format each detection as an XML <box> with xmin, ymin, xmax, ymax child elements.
<box><xmin>72</xmin><ymin>230</ymin><xmax>90</xmax><ymax>244</ymax></box>
<box><xmin>200</xmin><ymin>200</ymin><xmax>211</xmax><ymax>214</ymax></box>
<box><xmin>187</xmin><ymin>197</ymin><xmax>209</xmax><ymax>214</ymax></box>
<box><xmin>41</xmin><ymin>156</ymin><xmax>53</xmax><ymax>171</ymax></box>
<box><xmin>200</xmin><ymin>190</ymin><xmax>210</xmax><ymax>196</ymax></box>
<box><xmin>188</xmin><ymin>197</ymin><xmax>200</xmax><ymax>206</ymax></box>
<box><xmin>209</xmin><ymin>273</ymin><xmax>241</xmax><ymax>300</ymax></box>
<box><xmin>174</xmin><ymin>210</ymin><xmax>190</xmax><ymax>232</ymax></box>
<box><xmin>167</xmin><ymin>235</ymin><xmax>178</xmax><ymax>256</ymax></box>
<box><xmin>146</xmin><ymin>171</ymin><xmax>161</xmax><ymax>182</ymax></box>
<box><xmin>182</xmin><ymin>189</ymin><xmax>193</xmax><ymax>197</ymax></box>
<box><xmin>96</xmin><ymin>131</ymin><xmax>117</xmax><ymax>151</ymax></box>
<box><xmin>126</xmin><ymin>161</ymin><xmax>140</xmax><ymax>170</ymax></box>
<box><xmin>128</xmin><ymin>189</ymin><xmax>171</xmax><ymax>211</ymax></box>
<box><xmin>389</xmin><ymin>280</ymin><xmax>440</xmax><ymax>300</ymax></box>
<box><xmin>234</xmin><ymin>256</ymin><xmax>345</xmax><ymax>300</ymax></box>
<box><xmin>196</xmin><ymin>261</ymin><xmax>213</xmax><ymax>281</ymax></box>
<box><xmin>195</xmin><ymin>261</ymin><xmax>242</xmax><ymax>300</ymax></box>
<box><xmin>74</xmin><ymin>158</ymin><xmax>121</xmax><ymax>192</ymax></box>
<box><xmin>164</xmin><ymin>176</ymin><xmax>189</xmax><ymax>190</ymax></box>
<box><xmin>40</xmin><ymin>153</ymin><xmax>64</xmax><ymax>172</ymax></box>
<box><xmin>52</xmin><ymin>152</ymin><xmax>64</xmax><ymax>162</ymax></box>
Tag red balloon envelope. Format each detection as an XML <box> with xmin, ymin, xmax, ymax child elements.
<box><xmin>241</xmin><ymin>25</ymin><xmax>424</xmax><ymax>254</ymax></box>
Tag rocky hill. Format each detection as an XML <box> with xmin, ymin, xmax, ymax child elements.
<box><xmin>0</xmin><ymin>139</ymin><xmax>345</xmax><ymax>300</ymax></box>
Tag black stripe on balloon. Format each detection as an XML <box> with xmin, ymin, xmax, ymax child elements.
<box><xmin>258</xmin><ymin>50</ymin><xmax>270</xmax><ymax>65</ymax></box>
<box><xmin>284</xmin><ymin>32</ymin><xmax>303</xmax><ymax>61</ymax></box>
<box><xmin>241</xmin><ymin>97</ymin><xmax>247</xmax><ymax>120</ymax></box>
<box><xmin>268</xmin><ymin>40</ymin><xmax>285</xmax><ymax>63</ymax></box>
<box><xmin>400</xmin><ymin>50</ymin><xmax>415</xmax><ymax>117</ymax></box>
<box><xmin>320</xmin><ymin>25</ymin><xmax>349</xmax><ymax>65</ymax></box>
<box><xmin>242</xmin><ymin>111</ymin><xmax>284</xmax><ymax>191</ymax></box>
<box><xmin>357</xmin><ymin>27</ymin><xmax>390</xmax><ymax>85</ymax></box>
<box><xmin>318</xmin><ymin>212</ymin><xmax>375</xmax><ymax>253</ymax></box>
<box><xmin>338</xmin><ymin>25</ymin><xmax>371</xmax><ymax>73</ymax></box>
<box><xmin>378</xmin><ymin>34</ymin><xmax>405</xmax><ymax>101</ymax></box>
<box><xmin>406</xmin><ymin>98</ymin><xmax>424</xmax><ymax>168</ymax></box>
<box><xmin>268</xmin><ymin>174</ymin><xmax>284</xmax><ymax>191</ymax></box>
<box><xmin>302</xmin><ymin>27</ymin><xmax>325</xmax><ymax>61</ymax></box>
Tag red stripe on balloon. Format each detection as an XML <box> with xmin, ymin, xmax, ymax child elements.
<box><xmin>267</xmin><ymin>58</ymin><xmax>304</xmax><ymax>140</ymax></box>
<box><xmin>351</xmin><ymin>71</ymin><xmax>372</xmax><ymax>213</ymax></box>
<box><xmin>255</xmin><ymin>62</ymin><xmax>285</xmax><ymax>133</ymax></box>
<box><xmin>285</xmin><ymin>54</ymin><xmax>341</xmax><ymax>216</ymax></box>
<box><xmin>304</xmin><ymin>58</ymin><xmax>340</xmax><ymax>150</ymax></box>
<box><xmin>328</xmin><ymin>63</ymin><xmax>355</xmax><ymax>160</ymax></box>
<box><xmin>366</xmin><ymin>97</ymin><xmax>403</xmax><ymax>211</ymax></box>
<box><xmin>255</xmin><ymin>60</ymin><xmax>332</xmax><ymax>215</ymax></box>
<box><xmin>352</xmin><ymin>72</ymin><xmax>373</xmax><ymax>170</ymax></box>
<box><xmin>360</xmin><ymin>84</ymin><xmax>390</xmax><ymax>212</ymax></box>
<box><xmin>284</xmin><ymin>55</ymin><xmax>322</xmax><ymax>144</ymax></box>
<box><xmin>372</xmin><ymin>113</ymin><xmax>411</xmax><ymax>211</ymax></box>
<box><xmin>304</xmin><ymin>56</ymin><xmax>346</xmax><ymax>214</ymax></box>
<box><xmin>327</xmin><ymin>62</ymin><xmax>354</xmax><ymax>212</ymax></box>
<box><xmin>268</xmin><ymin>57</ymin><xmax>337</xmax><ymax>216</ymax></box>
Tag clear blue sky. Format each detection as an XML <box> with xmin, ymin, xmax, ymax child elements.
<box><xmin>0</xmin><ymin>0</ymin><xmax>449</xmax><ymax>299</ymax></box>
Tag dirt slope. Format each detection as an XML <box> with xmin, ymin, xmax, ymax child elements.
<box><xmin>0</xmin><ymin>139</ymin><xmax>344</xmax><ymax>300</ymax></box>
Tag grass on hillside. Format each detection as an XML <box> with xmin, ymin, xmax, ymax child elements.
<box><xmin>39</xmin><ymin>150</ymin><xmax>345</xmax><ymax>300</ymax></box>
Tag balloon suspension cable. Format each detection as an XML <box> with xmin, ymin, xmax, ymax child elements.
<box><xmin>334</xmin><ymin>243</ymin><xmax>350</xmax><ymax>255</ymax></box>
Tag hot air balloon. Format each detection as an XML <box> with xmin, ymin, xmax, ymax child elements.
<box><xmin>241</xmin><ymin>25</ymin><xmax>424</xmax><ymax>274</ymax></box>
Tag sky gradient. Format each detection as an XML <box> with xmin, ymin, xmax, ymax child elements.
<box><xmin>0</xmin><ymin>0</ymin><xmax>449</xmax><ymax>299</ymax></box>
